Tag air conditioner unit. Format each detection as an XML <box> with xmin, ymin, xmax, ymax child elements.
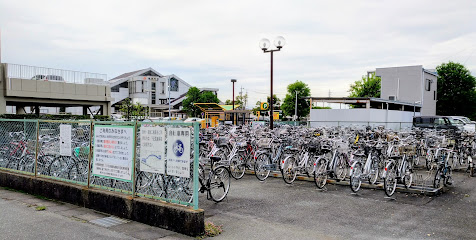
<box><xmin>389</xmin><ymin>95</ymin><xmax>396</xmax><ymax>101</ymax></box>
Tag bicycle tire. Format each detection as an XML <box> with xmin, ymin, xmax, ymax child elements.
<box><xmin>350</xmin><ymin>162</ymin><xmax>362</xmax><ymax>193</ymax></box>
<box><xmin>208</xmin><ymin>166</ymin><xmax>231</xmax><ymax>202</ymax></box>
<box><xmin>48</xmin><ymin>156</ymin><xmax>69</xmax><ymax>178</ymax></box>
<box><xmin>282</xmin><ymin>156</ymin><xmax>297</xmax><ymax>184</ymax></box>
<box><xmin>368</xmin><ymin>156</ymin><xmax>379</xmax><ymax>185</ymax></box>
<box><xmin>254</xmin><ymin>153</ymin><xmax>271</xmax><ymax>181</ymax></box>
<box><xmin>306</xmin><ymin>155</ymin><xmax>317</xmax><ymax>178</ymax></box>
<box><xmin>433</xmin><ymin>168</ymin><xmax>442</xmax><ymax>188</ymax></box>
<box><xmin>403</xmin><ymin>164</ymin><xmax>413</xmax><ymax>188</ymax></box>
<box><xmin>230</xmin><ymin>153</ymin><xmax>246</xmax><ymax>180</ymax></box>
<box><xmin>314</xmin><ymin>158</ymin><xmax>328</xmax><ymax>189</ymax></box>
<box><xmin>335</xmin><ymin>153</ymin><xmax>347</xmax><ymax>181</ymax></box>
<box><xmin>443</xmin><ymin>167</ymin><xmax>452</xmax><ymax>187</ymax></box>
<box><xmin>384</xmin><ymin>162</ymin><xmax>397</xmax><ymax>197</ymax></box>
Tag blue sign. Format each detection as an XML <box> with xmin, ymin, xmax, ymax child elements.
<box><xmin>173</xmin><ymin>140</ymin><xmax>184</xmax><ymax>157</ymax></box>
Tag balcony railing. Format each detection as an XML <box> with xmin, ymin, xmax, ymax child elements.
<box><xmin>5</xmin><ymin>63</ymin><xmax>107</xmax><ymax>85</ymax></box>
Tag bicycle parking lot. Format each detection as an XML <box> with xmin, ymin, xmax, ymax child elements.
<box><xmin>200</xmin><ymin>170</ymin><xmax>476</xmax><ymax>239</ymax></box>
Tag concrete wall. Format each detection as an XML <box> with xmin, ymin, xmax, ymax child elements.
<box><xmin>309</xmin><ymin>108</ymin><xmax>420</xmax><ymax>129</ymax></box>
<box><xmin>377</xmin><ymin>65</ymin><xmax>423</xmax><ymax>103</ymax></box>
<box><xmin>422</xmin><ymin>71</ymin><xmax>437</xmax><ymax>115</ymax></box>
<box><xmin>0</xmin><ymin>64</ymin><xmax>6</xmax><ymax>114</ymax></box>
<box><xmin>6</xmin><ymin>78</ymin><xmax>111</xmax><ymax>102</ymax></box>
<box><xmin>376</xmin><ymin>65</ymin><xmax>436</xmax><ymax>115</ymax></box>
<box><xmin>0</xmin><ymin>170</ymin><xmax>205</xmax><ymax>236</ymax></box>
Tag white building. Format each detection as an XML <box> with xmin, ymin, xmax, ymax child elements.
<box><xmin>109</xmin><ymin>68</ymin><xmax>218</xmax><ymax>118</ymax></box>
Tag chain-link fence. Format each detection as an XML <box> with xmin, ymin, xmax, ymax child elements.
<box><xmin>0</xmin><ymin>119</ymin><xmax>199</xmax><ymax>209</ymax></box>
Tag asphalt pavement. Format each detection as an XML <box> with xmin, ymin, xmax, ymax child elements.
<box><xmin>2</xmin><ymin>169</ymin><xmax>476</xmax><ymax>240</ymax></box>
<box><xmin>199</xmin><ymin>170</ymin><xmax>476</xmax><ymax>240</ymax></box>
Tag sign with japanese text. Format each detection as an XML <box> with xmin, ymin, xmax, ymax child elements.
<box><xmin>166</xmin><ymin>128</ymin><xmax>191</xmax><ymax>178</ymax></box>
<box><xmin>139</xmin><ymin>126</ymin><xmax>166</xmax><ymax>174</ymax></box>
<box><xmin>92</xmin><ymin>125</ymin><xmax>135</xmax><ymax>182</ymax></box>
<box><xmin>60</xmin><ymin>124</ymin><xmax>72</xmax><ymax>156</ymax></box>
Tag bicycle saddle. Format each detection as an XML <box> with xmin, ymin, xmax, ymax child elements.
<box><xmin>210</xmin><ymin>156</ymin><xmax>222</xmax><ymax>162</ymax></box>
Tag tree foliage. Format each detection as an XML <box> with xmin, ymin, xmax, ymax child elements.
<box><xmin>182</xmin><ymin>87</ymin><xmax>220</xmax><ymax>117</ymax></box>
<box><xmin>119</xmin><ymin>98</ymin><xmax>148</xmax><ymax>120</ymax></box>
<box><xmin>348</xmin><ymin>73</ymin><xmax>381</xmax><ymax>98</ymax></box>
<box><xmin>281</xmin><ymin>81</ymin><xmax>310</xmax><ymax>120</ymax></box>
<box><xmin>252</xmin><ymin>94</ymin><xmax>280</xmax><ymax>115</ymax></box>
<box><xmin>436</xmin><ymin>61</ymin><xmax>476</xmax><ymax>119</ymax></box>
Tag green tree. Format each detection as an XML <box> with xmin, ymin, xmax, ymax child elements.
<box><xmin>348</xmin><ymin>73</ymin><xmax>381</xmax><ymax>98</ymax></box>
<box><xmin>199</xmin><ymin>91</ymin><xmax>220</xmax><ymax>104</ymax></box>
<box><xmin>120</xmin><ymin>98</ymin><xmax>133</xmax><ymax>121</ymax></box>
<box><xmin>436</xmin><ymin>61</ymin><xmax>476</xmax><ymax>119</ymax></box>
<box><xmin>267</xmin><ymin>94</ymin><xmax>281</xmax><ymax>109</ymax></box>
<box><xmin>119</xmin><ymin>98</ymin><xmax>148</xmax><ymax>120</ymax></box>
<box><xmin>182</xmin><ymin>88</ymin><xmax>220</xmax><ymax>117</ymax></box>
<box><xmin>182</xmin><ymin>87</ymin><xmax>201</xmax><ymax>117</ymax></box>
<box><xmin>281</xmin><ymin>81</ymin><xmax>311</xmax><ymax>120</ymax></box>
<box><xmin>225</xmin><ymin>93</ymin><xmax>247</xmax><ymax>109</ymax></box>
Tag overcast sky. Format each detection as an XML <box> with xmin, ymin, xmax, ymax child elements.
<box><xmin>1</xmin><ymin>0</ymin><xmax>475</xmax><ymax>108</ymax></box>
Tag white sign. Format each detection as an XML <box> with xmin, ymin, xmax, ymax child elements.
<box><xmin>92</xmin><ymin>125</ymin><xmax>135</xmax><ymax>182</ymax></box>
<box><xmin>166</xmin><ymin>128</ymin><xmax>191</xmax><ymax>178</ymax></box>
<box><xmin>60</xmin><ymin>124</ymin><xmax>72</xmax><ymax>156</ymax></box>
<box><xmin>139</xmin><ymin>126</ymin><xmax>166</xmax><ymax>174</ymax></box>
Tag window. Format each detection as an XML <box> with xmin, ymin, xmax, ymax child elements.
<box><xmin>152</xmin><ymin>82</ymin><xmax>156</xmax><ymax>91</ymax></box>
<box><xmin>170</xmin><ymin>78</ymin><xmax>179</xmax><ymax>91</ymax></box>
<box><xmin>152</xmin><ymin>93</ymin><xmax>156</xmax><ymax>104</ymax></box>
<box><xmin>434</xmin><ymin>91</ymin><xmax>436</xmax><ymax>100</ymax></box>
<box><xmin>425</xmin><ymin>79</ymin><xmax>432</xmax><ymax>91</ymax></box>
<box><xmin>161</xmin><ymin>82</ymin><xmax>165</xmax><ymax>94</ymax></box>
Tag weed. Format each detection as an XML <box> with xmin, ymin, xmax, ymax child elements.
<box><xmin>197</xmin><ymin>221</ymin><xmax>223</xmax><ymax>239</ymax></box>
<box><xmin>35</xmin><ymin>206</ymin><xmax>46</xmax><ymax>211</ymax></box>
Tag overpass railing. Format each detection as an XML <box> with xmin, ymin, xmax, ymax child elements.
<box><xmin>5</xmin><ymin>63</ymin><xmax>108</xmax><ymax>85</ymax></box>
<box><xmin>0</xmin><ymin>119</ymin><xmax>199</xmax><ymax>210</ymax></box>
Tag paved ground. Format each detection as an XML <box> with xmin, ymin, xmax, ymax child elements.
<box><xmin>2</xmin><ymin>170</ymin><xmax>476</xmax><ymax>240</ymax></box>
<box><xmin>199</xmin><ymin>170</ymin><xmax>476</xmax><ymax>240</ymax></box>
<box><xmin>0</xmin><ymin>188</ymin><xmax>192</xmax><ymax>240</ymax></box>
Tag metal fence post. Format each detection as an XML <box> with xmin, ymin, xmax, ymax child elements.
<box><xmin>87</xmin><ymin>120</ymin><xmax>94</xmax><ymax>188</ymax></box>
<box><xmin>131</xmin><ymin>121</ymin><xmax>138</xmax><ymax>198</ymax></box>
<box><xmin>34</xmin><ymin>120</ymin><xmax>40</xmax><ymax>177</ymax></box>
<box><xmin>193</xmin><ymin>122</ymin><xmax>199</xmax><ymax>210</ymax></box>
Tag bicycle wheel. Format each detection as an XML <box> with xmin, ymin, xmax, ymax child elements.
<box><xmin>350</xmin><ymin>162</ymin><xmax>362</xmax><ymax>193</ymax></box>
<box><xmin>254</xmin><ymin>153</ymin><xmax>271</xmax><ymax>181</ymax></box>
<box><xmin>230</xmin><ymin>153</ymin><xmax>246</xmax><ymax>180</ymax></box>
<box><xmin>384</xmin><ymin>162</ymin><xmax>397</xmax><ymax>197</ymax></box>
<box><xmin>48</xmin><ymin>156</ymin><xmax>69</xmax><ymax>178</ymax></box>
<box><xmin>403</xmin><ymin>164</ymin><xmax>413</xmax><ymax>188</ymax></box>
<box><xmin>334</xmin><ymin>153</ymin><xmax>347</xmax><ymax>181</ymax></box>
<box><xmin>368</xmin><ymin>156</ymin><xmax>379</xmax><ymax>185</ymax></box>
<box><xmin>314</xmin><ymin>158</ymin><xmax>328</xmax><ymax>189</ymax></box>
<box><xmin>425</xmin><ymin>151</ymin><xmax>434</xmax><ymax>170</ymax></box>
<box><xmin>433</xmin><ymin>168</ymin><xmax>442</xmax><ymax>188</ymax></box>
<box><xmin>443</xmin><ymin>167</ymin><xmax>453</xmax><ymax>187</ymax></box>
<box><xmin>208</xmin><ymin>166</ymin><xmax>231</xmax><ymax>202</ymax></box>
<box><xmin>282</xmin><ymin>156</ymin><xmax>297</xmax><ymax>184</ymax></box>
<box><xmin>306</xmin><ymin>154</ymin><xmax>317</xmax><ymax>178</ymax></box>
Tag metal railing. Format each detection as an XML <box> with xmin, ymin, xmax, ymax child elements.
<box><xmin>0</xmin><ymin>119</ymin><xmax>199</xmax><ymax>210</ymax></box>
<box><xmin>5</xmin><ymin>63</ymin><xmax>108</xmax><ymax>85</ymax></box>
<box><xmin>308</xmin><ymin>121</ymin><xmax>413</xmax><ymax>130</ymax></box>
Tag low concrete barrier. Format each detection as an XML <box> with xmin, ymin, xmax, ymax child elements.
<box><xmin>0</xmin><ymin>170</ymin><xmax>204</xmax><ymax>236</ymax></box>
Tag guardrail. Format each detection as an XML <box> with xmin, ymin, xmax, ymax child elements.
<box><xmin>5</xmin><ymin>63</ymin><xmax>108</xmax><ymax>85</ymax></box>
<box><xmin>0</xmin><ymin>119</ymin><xmax>199</xmax><ymax>210</ymax></box>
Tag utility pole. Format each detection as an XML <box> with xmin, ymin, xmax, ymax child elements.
<box><xmin>239</xmin><ymin>86</ymin><xmax>243</xmax><ymax>110</ymax></box>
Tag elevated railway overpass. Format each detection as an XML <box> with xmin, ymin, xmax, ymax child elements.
<box><xmin>0</xmin><ymin>63</ymin><xmax>111</xmax><ymax>115</ymax></box>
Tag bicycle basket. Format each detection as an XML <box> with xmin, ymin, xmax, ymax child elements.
<box><xmin>257</xmin><ymin>138</ymin><xmax>272</xmax><ymax>148</ymax></box>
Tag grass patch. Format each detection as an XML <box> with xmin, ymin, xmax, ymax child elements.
<box><xmin>197</xmin><ymin>221</ymin><xmax>223</xmax><ymax>239</ymax></box>
<box><xmin>35</xmin><ymin>206</ymin><xmax>46</xmax><ymax>211</ymax></box>
<box><xmin>2</xmin><ymin>186</ymin><xmax>26</xmax><ymax>194</ymax></box>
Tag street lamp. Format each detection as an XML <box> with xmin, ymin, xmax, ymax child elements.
<box><xmin>231</xmin><ymin>79</ymin><xmax>237</xmax><ymax>110</ymax></box>
<box><xmin>231</xmin><ymin>79</ymin><xmax>237</xmax><ymax>125</ymax></box>
<box><xmin>260</xmin><ymin>36</ymin><xmax>286</xmax><ymax>130</ymax></box>
<box><xmin>294</xmin><ymin>90</ymin><xmax>300</xmax><ymax>121</ymax></box>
